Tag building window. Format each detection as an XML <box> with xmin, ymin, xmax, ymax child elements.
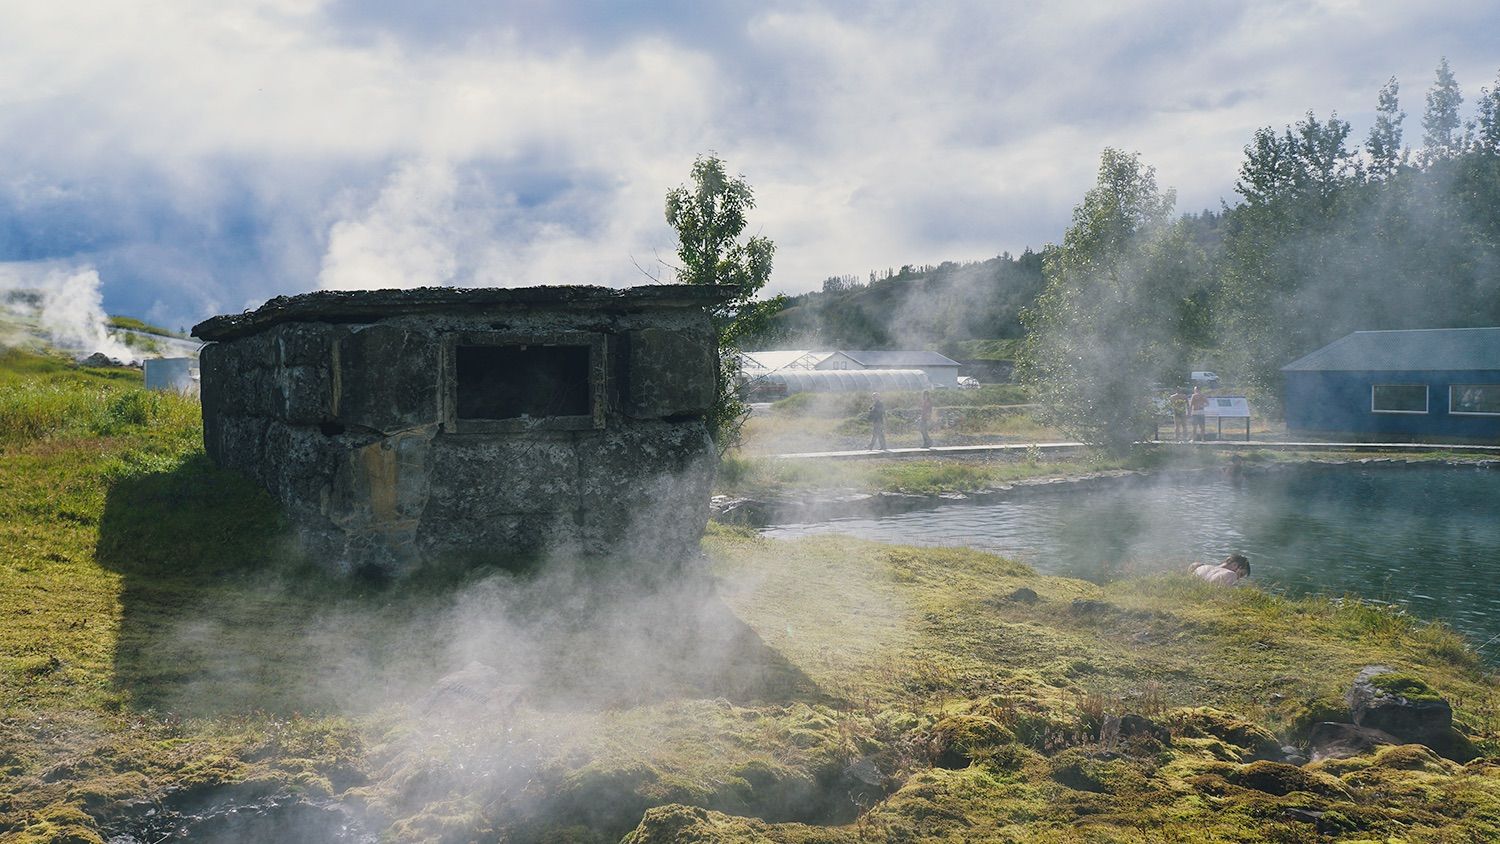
<box><xmin>446</xmin><ymin>332</ymin><xmax>605</xmax><ymax>432</ymax></box>
<box><xmin>1450</xmin><ymin>384</ymin><xmax>1500</xmax><ymax>415</ymax></box>
<box><xmin>1371</xmin><ymin>384</ymin><xmax>1428</xmax><ymax>414</ymax></box>
<box><xmin>456</xmin><ymin>345</ymin><xmax>591</xmax><ymax>420</ymax></box>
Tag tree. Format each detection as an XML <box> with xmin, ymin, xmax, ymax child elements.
<box><xmin>664</xmin><ymin>154</ymin><xmax>780</xmax><ymax>449</ymax></box>
<box><xmin>1477</xmin><ymin>70</ymin><xmax>1500</xmax><ymax>156</ymax></box>
<box><xmin>1366</xmin><ymin>77</ymin><xmax>1405</xmax><ymax>179</ymax></box>
<box><xmin>1020</xmin><ymin>149</ymin><xmax>1201</xmax><ymax>453</ymax></box>
<box><xmin>1422</xmin><ymin>57</ymin><xmax>1465</xmax><ymax>160</ymax></box>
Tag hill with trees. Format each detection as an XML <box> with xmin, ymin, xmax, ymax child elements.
<box><xmin>752</xmin><ymin>251</ymin><xmax>1047</xmax><ymax>359</ymax></box>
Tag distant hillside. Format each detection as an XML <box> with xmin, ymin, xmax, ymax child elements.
<box><xmin>753</xmin><ymin>250</ymin><xmax>1047</xmax><ymax>356</ymax></box>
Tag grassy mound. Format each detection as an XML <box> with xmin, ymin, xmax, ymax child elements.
<box><xmin>3</xmin><ymin>349</ymin><xmax>1500</xmax><ymax>842</ymax></box>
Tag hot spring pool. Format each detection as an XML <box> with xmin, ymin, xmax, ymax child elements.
<box><xmin>761</xmin><ymin>462</ymin><xmax>1500</xmax><ymax>653</ymax></box>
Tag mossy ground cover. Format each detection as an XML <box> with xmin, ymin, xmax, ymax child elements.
<box><xmin>4</xmin><ymin>349</ymin><xmax>1500</xmax><ymax>842</ymax></box>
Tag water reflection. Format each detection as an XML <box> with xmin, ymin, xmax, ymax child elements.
<box><xmin>762</xmin><ymin>464</ymin><xmax>1500</xmax><ymax>651</ymax></box>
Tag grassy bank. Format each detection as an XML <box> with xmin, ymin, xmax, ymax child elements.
<box><xmin>4</xmin><ymin>349</ymin><xmax>1500</xmax><ymax>842</ymax></box>
<box><xmin>716</xmin><ymin>444</ymin><xmax>1500</xmax><ymax>500</ymax></box>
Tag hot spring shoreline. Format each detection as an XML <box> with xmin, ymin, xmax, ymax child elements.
<box><xmin>713</xmin><ymin>451</ymin><xmax>1500</xmax><ymax>528</ymax></box>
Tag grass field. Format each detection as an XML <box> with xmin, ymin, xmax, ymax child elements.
<box><xmin>4</xmin><ymin>348</ymin><xmax>1500</xmax><ymax>843</ymax></box>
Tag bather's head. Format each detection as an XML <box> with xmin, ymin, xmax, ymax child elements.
<box><xmin>1221</xmin><ymin>553</ymin><xmax>1250</xmax><ymax>577</ymax></box>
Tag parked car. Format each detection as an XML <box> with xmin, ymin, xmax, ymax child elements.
<box><xmin>1190</xmin><ymin>371</ymin><xmax>1220</xmax><ymax>388</ymax></box>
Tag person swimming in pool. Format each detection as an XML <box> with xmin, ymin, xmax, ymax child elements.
<box><xmin>1190</xmin><ymin>553</ymin><xmax>1250</xmax><ymax>586</ymax></box>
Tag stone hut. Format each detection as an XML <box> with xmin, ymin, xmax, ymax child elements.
<box><xmin>192</xmin><ymin>285</ymin><xmax>730</xmax><ymax>574</ymax></box>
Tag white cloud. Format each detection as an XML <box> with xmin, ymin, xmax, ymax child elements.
<box><xmin>0</xmin><ymin>0</ymin><xmax>1496</xmax><ymax>323</ymax></box>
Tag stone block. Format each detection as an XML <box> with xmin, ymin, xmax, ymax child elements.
<box><xmin>327</xmin><ymin>426</ymin><xmax>437</xmax><ymax>531</ymax></box>
<box><xmin>417</xmin><ymin>512</ymin><xmax>575</xmax><ymax>564</ymax></box>
<box><xmin>272</xmin><ymin>322</ymin><xmax>339</xmax><ymax>368</ymax></box>
<box><xmin>576</xmin><ymin>421</ymin><xmax>716</xmax><ymax>557</ymax></box>
<box><xmin>335</xmin><ymin>325</ymin><xmax>440</xmax><ymax>434</ymax></box>
<box><xmin>425</xmin><ymin>436</ymin><xmax>579</xmax><ymax>519</ymax></box>
<box><xmin>215</xmin><ymin>416</ymin><xmax>268</xmax><ymax>485</ymax></box>
<box><xmin>279</xmin><ymin>365</ymin><xmax>334</xmax><ymax>425</ymax></box>
<box><xmin>242</xmin><ymin>367</ymin><xmax>286</xmax><ymax>419</ymax></box>
<box><xmin>623</xmin><ymin>327</ymin><xmax>716</xmax><ymax>418</ymax></box>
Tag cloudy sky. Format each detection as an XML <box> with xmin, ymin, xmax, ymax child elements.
<box><xmin>1</xmin><ymin>0</ymin><xmax>1497</xmax><ymax>330</ymax></box>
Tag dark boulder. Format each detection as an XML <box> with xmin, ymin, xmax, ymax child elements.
<box><xmin>1307</xmin><ymin>721</ymin><xmax>1402</xmax><ymax>762</ymax></box>
<box><xmin>80</xmin><ymin>352</ymin><xmax>123</xmax><ymax>367</ymax></box>
<box><xmin>1005</xmin><ymin>587</ymin><xmax>1039</xmax><ymax>604</ymax></box>
<box><xmin>1347</xmin><ymin>666</ymin><xmax>1452</xmax><ymax>745</ymax></box>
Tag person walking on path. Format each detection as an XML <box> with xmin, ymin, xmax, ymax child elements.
<box><xmin>867</xmin><ymin>393</ymin><xmax>887</xmax><ymax>450</ymax></box>
<box><xmin>918</xmin><ymin>390</ymin><xmax>934</xmax><ymax>448</ymax></box>
<box><xmin>1189</xmin><ymin>386</ymin><xmax>1208</xmax><ymax>441</ymax></box>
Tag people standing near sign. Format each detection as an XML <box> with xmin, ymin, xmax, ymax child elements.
<box><xmin>1168</xmin><ymin>389</ymin><xmax>1188</xmax><ymax>441</ymax></box>
<box><xmin>867</xmin><ymin>393</ymin><xmax>887</xmax><ymax>451</ymax></box>
<box><xmin>918</xmin><ymin>390</ymin><xmax>934</xmax><ymax>448</ymax></box>
<box><xmin>1189</xmin><ymin>386</ymin><xmax>1208</xmax><ymax>441</ymax></box>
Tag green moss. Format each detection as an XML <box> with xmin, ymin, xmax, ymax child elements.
<box><xmin>1166</xmin><ymin>708</ymin><xmax>1282</xmax><ymax>763</ymax></box>
<box><xmin>929</xmin><ymin>714</ymin><xmax>1015</xmax><ymax>768</ymax></box>
<box><xmin>1368</xmin><ymin>672</ymin><xmax>1446</xmax><ymax>702</ymax></box>
<box><xmin>1369</xmin><ymin>744</ymin><xmax>1459</xmax><ymax>774</ymax></box>
<box><xmin>1286</xmin><ymin>697</ymin><xmax>1352</xmax><ymax>741</ymax></box>
<box><xmin>1224</xmin><ymin>760</ymin><xmax>1347</xmax><ymax>797</ymax></box>
<box><xmin>11</xmin><ymin>804</ymin><xmax>104</xmax><ymax>844</ymax></box>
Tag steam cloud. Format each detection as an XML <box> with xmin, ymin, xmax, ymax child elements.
<box><xmin>0</xmin><ymin>263</ymin><xmax>138</xmax><ymax>362</ymax></box>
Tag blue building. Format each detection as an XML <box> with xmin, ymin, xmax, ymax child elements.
<box><xmin>1282</xmin><ymin>327</ymin><xmax>1500</xmax><ymax>442</ymax></box>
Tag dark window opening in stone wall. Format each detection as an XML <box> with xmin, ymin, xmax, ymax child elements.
<box><xmin>456</xmin><ymin>345</ymin><xmax>591</xmax><ymax>420</ymax></box>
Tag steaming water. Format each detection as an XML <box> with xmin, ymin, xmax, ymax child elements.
<box><xmin>762</xmin><ymin>463</ymin><xmax>1500</xmax><ymax>653</ymax></box>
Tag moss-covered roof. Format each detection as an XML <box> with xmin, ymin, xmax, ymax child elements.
<box><xmin>193</xmin><ymin>284</ymin><xmax>736</xmax><ymax>341</ymax></box>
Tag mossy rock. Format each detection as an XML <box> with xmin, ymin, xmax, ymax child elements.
<box><xmin>64</xmin><ymin>770</ymin><xmax>153</xmax><ymax>823</ymax></box>
<box><xmin>12</xmin><ymin>804</ymin><xmax>105</xmax><ymax>844</ymax></box>
<box><xmin>621</xmin><ymin>804</ymin><xmax>842</xmax><ymax>844</ymax></box>
<box><xmin>929</xmin><ymin>715</ymin><xmax>1015</xmax><ymax>769</ymax></box>
<box><xmin>1369</xmin><ymin>744</ymin><xmax>1460</xmax><ymax>774</ymax></box>
<box><xmin>1167</xmin><ymin>707</ymin><xmax>1281</xmax><ymax>762</ymax></box>
<box><xmin>1225</xmin><ymin>760</ymin><xmax>1347</xmax><ymax>797</ymax></box>
<box><xmin>1047</xmin><ymin>748</ymin><xmax>1138</xmax><ymax>794</ymax></box>
<box><xmin>1287</xmin><ymin>697</ymin><xmax>1352</xmax><ymax>741</ymax></box>
<box><xmin>1367</xmin><ymin>673</ymin><xmax>1445</xmax><ymax>703</ymax></box>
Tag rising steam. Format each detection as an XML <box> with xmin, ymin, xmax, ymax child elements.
<box><xmin>0</xmin><ymin>263</ymin><xmax>138</xmax><ymax>362</ymax></box>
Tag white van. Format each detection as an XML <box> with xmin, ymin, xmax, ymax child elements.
<box><xmin>1190</xmin><ymin>371</ymin><xmax>1220</xmax><ymax>388</ymax></box>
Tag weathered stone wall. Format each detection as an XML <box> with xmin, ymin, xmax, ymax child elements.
<box><xmin>195</xmin><ymin>287</ymin><xmax>725</xmax><ymax>575</ymax></box>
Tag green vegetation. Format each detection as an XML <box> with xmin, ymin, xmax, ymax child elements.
<box><xmin>761</xmin><ymin>252</ymin><xmax>1044</xmax><ymax>354</ymax></box>
<box><xmin>1020</xmin><ymin>149</ymin><xmax>1208</xmax><ymax>452</ymax></box>
<box><xmin>105</xmin><ymin>315</ymin><xmax>184</xmax><ymax>338</ymax></box>
<box><xmin>0</xmin><ymin>349</ymin><xmax>197</xmax><ymax>446</ymax></box>
<box><xmin>1369</xmin><ymin>673</ymin><xmax>1447</xmax><ymax>703</ymax></box>
<box><xmin>665</xmin><ymin>153</ymin><xmax>782</xmax><ymax>449</ymax></box>
<box><xmin>952</xmin><ymin>337</ymin><xmax>1024</xmax><ymax>361</ymax></box>
<box><xmin>5</xmin><ymin>350</ymin><xmax>1500</xmax><ymax>842</ymax></box>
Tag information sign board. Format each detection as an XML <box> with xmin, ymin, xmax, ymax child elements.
<box><xmin>1201</xmin><ymin>396</ymin><xmax>1250</xmax><ymax>418</ymax></box>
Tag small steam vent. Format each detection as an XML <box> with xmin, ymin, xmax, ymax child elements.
<box><xmin>192</xmin><ymin>285</ymin><xmax>732</xmax><ymax>574</ymax></box>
